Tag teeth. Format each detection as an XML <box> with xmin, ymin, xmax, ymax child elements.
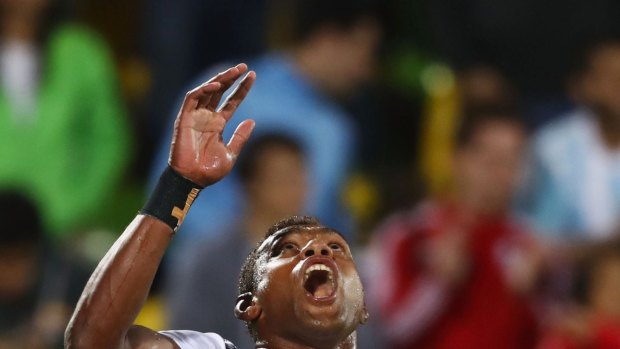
<box><xmin>304</xmin><ymin>263</ymin><xmax>333</xmax><ymax>280</ymax></box>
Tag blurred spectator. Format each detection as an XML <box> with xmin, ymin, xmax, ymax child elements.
<box><xmin>538</xmin><ymin>245</ymin><xmax>620</xmax><ymax>349</ymax></box>
<box><xmin>0</xmin><ymin>191</ymin><xmax>89</xmax><ymax>349</ymax></box>
<box><xmin>366</xmin><ymin>109</ymin><xmax>540</xmax><ymax>349</ymax></box>
<box><xmin>429</xmin><ymin>0</ymin><xmax>620</xmax><ymax>128</ymax></box>
<box><xmin>150</xmin><ymin>0</ymin><xmax>383</xmax><ymax>241</ymax></box>
<box><xmin>0</xmin><ymin>0</ymin><xmax>130</xmax><ymax>238</ymax></box>
<box><xmin>519</xmin><ymin>38</ymin><xmax>620</xmax><ymax>240</ymax></box>
<box><xmin>142</xmin><ymin>0</ymin><xmax>267</xmax><ymax>142</ymax></box>
<box><xmin>164</xmin><ymin>134</ymin><xmax>308</xmax><ymax>348</ymax></box>
<box><xmin>421</xmin><ymin>64</ymin><xmax>518</xmax><ymax>195</ymax></box>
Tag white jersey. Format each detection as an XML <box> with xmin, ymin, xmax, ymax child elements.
<box><xmin>160</xmin><ymin>330</ymin><xmax>238</xmax><ymax>349</ymax></box>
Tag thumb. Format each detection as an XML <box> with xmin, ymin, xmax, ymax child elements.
<box><xmin>227</xmin><ymin>119</ymin><xmax>255</xmax><ymax>158</ymax></box>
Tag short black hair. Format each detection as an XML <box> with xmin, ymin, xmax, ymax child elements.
<box><xmin>236</xmin><ymin>133</ymin><xmax>304</xmax><ymax>184</ymax></box>
<box><xmin>0</xmin><ymin>191</ymin><xmax>43</xmax><ymax>247</ymax></box>
<box><xmin>269</xmin><ymin>0</ymin><xmax>386</xmax><ymax>45</ymax></box>
<box><xmin>237</xmin><ymin>215</ymin><xmax>322</xmax><ymax>339</ymax></box>
<box><xmin>291</xmin><ymin>0</ymin><xmax>382</xmax><ymax>42</ymax></box>
<box><xmin>456</xmin><ymin>106</ymin><xmax>528</xmax><ymax>149</ymax></box>
<box><xmin>40</xmin><ymin>0</ymin><xmax>72</xmax><ymax>44</ymax></box>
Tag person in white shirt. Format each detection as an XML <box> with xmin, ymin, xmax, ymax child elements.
<box><xmin>519</xmin><ymin>38</ymin><xmax>620</xmax><ymax>241</ymax></box>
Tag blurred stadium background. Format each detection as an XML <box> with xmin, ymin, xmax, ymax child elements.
<box><xmin>2</xmin><ymin>0</ymin><xmax>620</xmax><ymax>348</ymax></box>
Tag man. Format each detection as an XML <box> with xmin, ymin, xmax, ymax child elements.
<box><xmin>0</xmin><ymin>0</ymin><xmax>130</xmax><ymax>237</ymax></box>
<box><xmin>166</xmin><ymin>134</ymin><xmax>308</xmax><ymax>348</ymax></box>
<box><xmin>519</xmin><ymin>38</ymin><xmax>620</xmax><ymax>240</ymax></box>
<box><xmin>0</xmin><ymin>191</ymin><xmax>89</xmax><ymax>348</ymax></box>
<box><xmin>65</xmin><ymin>64</ymin><xmax>369</xmax><ymax>349</ymax></box>
<box><xmin>367</xmin><ymin>109</ymin><xmax>540</xmax><ymax>349</ymax></box>
<box><xmin>149</xmin><ymin>0</ymin><xmax>382</xmax><ymax>239</ymax></box>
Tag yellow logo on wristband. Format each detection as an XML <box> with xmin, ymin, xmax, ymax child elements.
<box><xmin>171</xmin><ymin>188</ymin><xmax>200</xmax><ymax>227</ymax></box>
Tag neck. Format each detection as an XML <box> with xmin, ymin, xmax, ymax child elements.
<box><xmin>596</xmin><ymin>112</ymin><xmax>620</xmax><ymax>149</ymax></box>
<box><xmin>454</xmin><ymin>192</ymin><xmax>506</xmax><ymax>218</ymax></box>
<box><xmin>244</xmin><ymin>206</ymin><xmax>288</xmax><ymax>245</ymax></box>
<box><xmin>2</xmin><ymin>14</ymin><xmax>39</xmax><ymax>42</ymax></box>
<box><xmin>291</xmin><ymin>44</ymin><xmax>332</xmax><ymax>96</ymax></box>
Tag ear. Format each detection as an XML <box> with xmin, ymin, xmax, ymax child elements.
<box><xmin>234</xmin><ymin>292</ymin><xmax>262</xmax><ymax>322</ymax></box>
<box><xmin>360</xmin><ymin>304</ymin><xmax>370</xmax><ymax>325</ymax></box>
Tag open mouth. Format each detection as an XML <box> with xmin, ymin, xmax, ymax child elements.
<box><xmin>303</xmin><ymin>263</ymin><xmax>337</xmax><ymax>300</ymax></box>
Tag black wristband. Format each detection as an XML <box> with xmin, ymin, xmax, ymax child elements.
<box><xmin>141</xmin><ymin>167</ymin><xmax>203</xmax><ymax>231</ymax></box>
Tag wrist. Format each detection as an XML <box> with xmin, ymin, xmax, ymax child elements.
<box><xmin>140</xmin><ymin>167</ymin><xmax>203</xmax><ymax>231</ymax></box>
<box><xmin>169</xmin><ymin>164</ymin><xmax>209</xmax><ymax>187</ymax></box>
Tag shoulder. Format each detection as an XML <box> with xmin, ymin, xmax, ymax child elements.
<box><xmin>533</xmin><ymin>109</ymin><xmax>591</xmax><ymax>156</ymax></box>
<box><xmin>368</xmin><ymin>201</ymin><xmax>444</xmax><ymax>259</ymax></box>
<box><xmin>159</xmin><ymin>330</ymin><xmax>235</xmax><ymax>349</ymax></box>
<box><xmin>530</xmin><ymin>109</ymin><xmax>595</xmax><ymax>183</ymax></box>
<box><xmin>45</xmin><ymin>24</ymin><xmax>116</xmax><ymax>79</ymax></box>
<box><xmin>374</xmin><ymin>201</ymin><xmax>443</xmax><ymax>238</ymax></box>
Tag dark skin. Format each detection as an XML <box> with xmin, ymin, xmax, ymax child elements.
<box><xmin>64</xmin><ymin>64</ymin><xmax>367</xmax><ymax>349</ymax></box>
<box><xmin>580</xmin><ymin>45</ymin><xmax>620</xmax><ymax>149</ymax></box>
<box><xmin>238</xmin><ymin>227</ymin><xmax>367</xmax><ymax>349</ymax></box>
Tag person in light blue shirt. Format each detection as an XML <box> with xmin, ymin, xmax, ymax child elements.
<box><xmin>519</xmin><ymin>38</ymin><xmax>620</xmax><ymax>241</ymax></box>
<box><xmin>165</xmin><ymin>134</ymin><xmax>309</xmax><ymax>349</ymax></box>
<box><xmin>149</xmin><ymin>1</ymin><xmax>383</xmax><ymax>241</ymax></box>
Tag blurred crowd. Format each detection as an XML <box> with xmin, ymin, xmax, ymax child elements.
<box><xmin>2</xmin><ymin>0</ymin><xmax>620</xmax><ymax>348</ymax></box>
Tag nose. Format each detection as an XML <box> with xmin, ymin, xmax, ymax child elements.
<box><xmin>301</xmin><ymin>240</ymin><xmax>333</xmax><ymax>258</ymax></box>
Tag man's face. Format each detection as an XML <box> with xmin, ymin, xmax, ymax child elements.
<box><xmin>0</xmin><ymin>245</ymin><xmax>38</xmax><ymax>300</ymax></box>
<box><xmin>246</xmin><ymin>146</ymin><xmax>307</xmax><ymax>219</ymax></box>
<box><xmin>455</xmin><ymin>121</ymin><xmax>526</xmax><ymax>214</ymax></box>
<box><xmin>253</xmin><ymin>227</ymin><xmax>365</xmax><ymax>344</ymax></box>
<box><xmin>582</xmin><ymin>45</ymin><xmax>620</xmax><ymax>120</ymax></box>
<box><xmin>320</xmin><ymin>19</ymin><xmax>381</xmax><ymax>96</ymax></box>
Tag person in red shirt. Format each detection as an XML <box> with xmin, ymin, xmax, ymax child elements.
<box><xmin>366</xmin><ymin>108</ymin><xmax>541</xmax><ymax>349</ymax></box>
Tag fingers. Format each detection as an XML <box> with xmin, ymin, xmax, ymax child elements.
<box><xmin>206</xmin><ymin>63</ymin><xmax>249</xmax><ymax>110</ymax></box>
<box><xmin>178</xmin><ymin>63</ymin><xmax>251</xmax><ymax>128</ymax></box>
<box><xmin>218</xmin><ymin>71</ymin><xmax>256</xmax><ymax>119</ymax></box>
<box><xmin>181</xmin><ymin>82</ymin><xmax>221</xmax><ymax>113</ymax></box>
<box><xmin>196</xmin><ymin>65</ymin><xmax>240</xmax><ymax>109</ymax></box>
<box><xmin>227</xmin><ymin>119</ymin><xmax>255</xmax><ymax>158</ymax></box>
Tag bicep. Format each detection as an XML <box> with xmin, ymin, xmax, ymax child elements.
<box><xmin>125</xmin><ymin>325</ymin><xmax>180</xmax><ymax>349</ymax></box>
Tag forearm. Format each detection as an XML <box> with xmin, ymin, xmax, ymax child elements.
<box><xmin>65</xmin><ymin>215</ymin><xmax>173</xmax><ymax>349</ymax></box>
<box><xmin>64</xmin><ymin>62</ymin><xmax>255</xmax><ymax>349</ymax></box>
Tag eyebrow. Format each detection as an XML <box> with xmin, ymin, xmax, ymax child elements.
<box><xmin>256</xmin><ymin>226</ymin><xmax>346</xmax><ymax>254</ymax></box>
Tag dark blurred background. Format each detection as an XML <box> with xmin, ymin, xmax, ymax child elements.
<box><xmin>2</xmin><ymin>0</ymin><xmax>620</xmax><ymax>348</ymax></box>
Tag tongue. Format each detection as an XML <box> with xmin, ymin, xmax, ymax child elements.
<box><xmin>314</xmin><ymin>283</ymin><xmax>334</xmax><ymax>298</ymax></box>
<box><xmin>305</xmin><ymin>270</ymin><xmax>335</xmax><ymax>298</ymax></box>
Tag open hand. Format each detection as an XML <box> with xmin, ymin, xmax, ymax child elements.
<box><xmin>169</xmin><ymin>64</ymin><xmax>256</xmax><ymax>186</ymax></box>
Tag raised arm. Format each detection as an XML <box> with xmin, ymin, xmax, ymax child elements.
<box><xmin>64</xmin><ymin>64</ymin><xmax>256</xmax><ymax>349</ymax></box>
